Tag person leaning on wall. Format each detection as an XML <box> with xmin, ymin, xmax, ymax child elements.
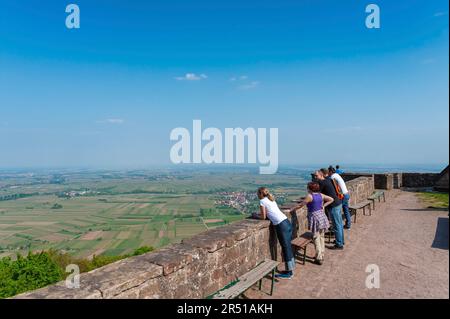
<box><xmin>256</xmin><ymin>187</ymin><xmax>295</xmax><ymax>279</ymax></box>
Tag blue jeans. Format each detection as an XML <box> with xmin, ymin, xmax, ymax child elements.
<box><xmin>275</xmin><ymin>219</ymin><xmax>295</xmax><ymax>272</ymax></box>
<box><xmin>342</xmin><ymin>193</ymin><xmax>351</xmax><ymax>228</ymax></box>
<box><xmin>329</xmin><ymin>204</ymin><xmax>345</xmax><ymax>247</ymax></box>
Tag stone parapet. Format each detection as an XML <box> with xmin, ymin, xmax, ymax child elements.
<box><xmin>16</xmin><ymin>177</ymin><xmax>375</xmax><ymax>299</ymax></box>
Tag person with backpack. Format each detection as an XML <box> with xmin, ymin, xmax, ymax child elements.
<box><xmin>314</xmin><ymin>169</ymin><xmax>345</xmax><ymax>249</ymax></box>
<box><xmin>329</xmin><ymin>166</ymin><xmax>352</xmax><ymax>229</ymax></box>
<box><xmin>291</xmin><ymin>182</ymin><xmax>334</xmax><ymax>264</ymax></box>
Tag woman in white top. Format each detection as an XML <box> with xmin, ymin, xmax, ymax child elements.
<box><xmin>257</xmin><ymin>187</ymin><xmax>295</xmax><ymax>279</ymax></box>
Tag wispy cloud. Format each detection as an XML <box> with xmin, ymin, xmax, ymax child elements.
<box><xmin>230</xmin><ymin>75</ymin><xmax>260</xmax><ymax>90</ymax></box>
<box><xmin>238</xmin><ymin>81</ymin><xmax>260</xmax><ymax>90</ymax></box>
<box><xmin>434</xmin><ymin>11</ymin><xmax>448</xmax><ymax>17</ymax></box>
<box><xmin>97</xmin><ymin>118</ymin><xmax>125</xmax><ymax>125</ymax></box>
<box><xmin>422</xmin><ymin>58</ymin><xmax>436</xmax><ymax>65</ymax></box>
<box><xmin>175</xmin><ymin>73</ymin><xmax>208</xmax><ymax>81</ymax></box>
<box><xmin>230</xmin><ymin>75</ymin><xmax>248</xmax><ymax>82</ymax></box>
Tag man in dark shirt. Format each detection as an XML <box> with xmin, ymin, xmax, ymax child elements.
<box><xmin>313</xmin><ymin>169</ymin><xmax>345</xmax><ymax>249</ymax></box>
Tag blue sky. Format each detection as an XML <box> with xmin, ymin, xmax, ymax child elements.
<box><xmin>0</xmin><ymin>0</ymin><xmax>448</xmax><ymax>169</ymax></box>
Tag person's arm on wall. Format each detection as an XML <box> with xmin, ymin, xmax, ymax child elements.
<box><xmin>290</xmin><ymin>194</ymin><xmax>312</xmax><ymax>213</ymax></box>
<box><xmin>259</xmin><ymin>205</ymin><xmax>267</xmax><ymax>220</ymax></box>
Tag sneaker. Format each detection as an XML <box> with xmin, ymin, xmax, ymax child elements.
<box><xmin>330</xmin><ymin>245</ymin><xmax>344</xmax><ymax>250</ymax></box>
<box><xmin>344</xmin><ymin>225</ymin><xmax>351</xmax><ymax>230</ymax></box>
<box><xmin>314</xmin><ymin>259</ymin><xmax>324</xmax><ymax>265</ymax></box>
<box><xmin>275</xmin><ymin>272</ymin><xmax>293</xmax><ymax>280</ymax></box>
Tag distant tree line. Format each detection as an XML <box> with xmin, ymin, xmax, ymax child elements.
<box><xmin>0</xmin><ymin>193</ymin><xmax>37</xmax><ymax>202</ymax></box>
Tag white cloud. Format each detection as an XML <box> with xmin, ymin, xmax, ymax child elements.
<box><xmin>97</xmin><ymin>118</ymin><xmax>124</xmax><ymax>125</ymax></box>
<box><xmin>238</xmin><ymin>81</ymin><xmax>260</xmax><ymax>90</ymax></box>
<box><xmin>175</xmin><ymin>73</ymin><xmax>208</xmax><ymax>81</ymax></box>
<box><xmin>434</xmin><ymin>11</ymin><xmax>448</xmax><ymax>17</ymax></box>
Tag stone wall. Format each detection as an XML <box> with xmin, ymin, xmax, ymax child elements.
<box><xmin>401</xmin><ymin>173</ymin><xmax>440</xmax><ymax>188</ymax></box>
<box><xmin>16</xmin><ymin>219</ymin><xmax>273</xmax><ymax>299</ymax></box>
<box><xmin>342</xmin><ymin>171</ymin><xmax>447</xmax><ymax>190</ymax></box>
<box><xmin>393</xmin><ymin>173</ymin><xmax>402</xmax><ymax>189</ymax></box>
<box><xmin>341</xmin><ymin>172</ymin><xmax>392</xmax><ymax>190</ymax></box>
<box><xmin>340</xmin><ymin>173</ymin><xmax>374</xmax><ymax>183</ymax></box>
<box><xmin>435</xmin><ymin>169</ymin><xmax>449</xmax><ymax>192</ymax></box>
<box><xmin>16</xmin><ymin>176</ymin><xmax>375</xmax><ymax>299</ymax></box>
<box><xmin>374</xmin><ymin>174</ymin><xmax>394</xmax><ymax>190</ymax></box>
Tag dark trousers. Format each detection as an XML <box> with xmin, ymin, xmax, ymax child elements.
<box><xmin>274</xmin><ymin>219</ymin><xmax>295</xmax><ymax>272</ymax></box>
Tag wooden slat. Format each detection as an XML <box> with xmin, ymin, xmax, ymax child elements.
<box><xmin>291</xmin><ymin>232</ymin><xmax>313</xmax><ymax>248</ymax></box>
<box><xmin>349</xmin><ymin>200</ymin><xmax>371</xmax><ymax>210</ymax></box>
<box><xmin>368</xmin><ymin>191</ymin><xmax>384</xmax><ymax>200</ymax></box>
<box><xmin>213</xmin><ymin>260</ymin><xmax>279</xmax><ymax>299</ymax></box>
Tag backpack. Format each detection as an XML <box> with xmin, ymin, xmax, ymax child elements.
<box><xmin>331</xmin><ymin>178</ymin><xmax>345</xmax><ymax>200</ymax></box>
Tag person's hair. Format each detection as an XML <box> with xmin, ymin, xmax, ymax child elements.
<box><xmin>336</xmin><ymin>165</ymin><xmax>340</xmax><ymax>169</ymax></box>
<box><xmin>320</xmin><ymin>168</ymin><xmax>329</xmax><ymax>176</ymax></box>
<box><xmin>307</xmin><ymin>182</ymin><xmax>320</xmax><ymax>193</ymax></box>
<box><xmin>328</xmin><ymin>166</ymin><xmax>336</xmax><ymax>174</ymax></box>
<box><xmin>257</xmin><ymin>187</ymin><xmax>275</xmax><ymax>201</ymax></box>
<box><xmin>313</xmin><ymin>170</ymin><xmax>322</xmax><ymax>180</ymax></box>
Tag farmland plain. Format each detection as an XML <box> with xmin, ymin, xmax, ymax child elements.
<box><xmin>0</xmin><ymin>167</ymin><xmax>309</xmax><ymax>259</ymax></box>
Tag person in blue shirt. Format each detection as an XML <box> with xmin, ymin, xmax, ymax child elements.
<box><xmin>335</xmin><ymin>165</ymin><xmax>344</xmax><ymax>175</ymax></box>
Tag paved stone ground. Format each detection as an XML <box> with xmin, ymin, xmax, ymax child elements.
<box><xmin>246</xmin><ymin>190</ymin><xmax>449</xmax><ymax>299</ymax></box>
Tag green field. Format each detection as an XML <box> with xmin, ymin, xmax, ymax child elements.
<box><xmin>0</xmin><ymin>168</ymin><xmax>308</xmax><ymax>259</ymax></box>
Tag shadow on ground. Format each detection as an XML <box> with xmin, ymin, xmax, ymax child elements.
<box><xmin>432</xmin><ymin>217</ymin><xmax>449</xmax><ymax>250</ymax></box>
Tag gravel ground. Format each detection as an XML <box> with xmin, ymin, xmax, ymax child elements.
<box><xmin>246</xmin><ymin>190</ymin><xmax>449</xmax><ymax>299</ymax></box>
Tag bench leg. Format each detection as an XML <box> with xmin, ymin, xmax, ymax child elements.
<box><xmin>383</xmin><ymin>193</ymin><xmax>386</xmax><ymax>202</ymax></box>
<box><xmin>259</xmin><ymin>279</ymin><xmax>262</xmax><ymax>291</ymax></box>
<box><xmin>302</xmin><ymin>247</ymin><xmax>307</xmax><ymax>265</ymax></box>
<box><xmin>270</xmin><ymin>269</ymin><xmax>275</xmax><ymax>296</ymax></box>
<box><xmin>353</xmin><ymin>210</ymin><xmax>357</xmax><ymax>223</ymax></box>
<box><xmin>327</xmin><ymin>230</ymin><xmax>334</xmax><ymax>243</ymax></box>
<box><xmin>369</xmin><ymin>205</ymin><xmax>372</xmax><ymax>216</ymax></box>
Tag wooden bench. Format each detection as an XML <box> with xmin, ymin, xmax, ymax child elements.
<box><xmin>367</xmin><ymin>191</ymin><xmax>386</xmax><ymax>210</ymax></box>
<box><xmin>211</xmin><ymin>259</ymin><xmax>279</xmax><ymax>299</ymax></box>
<box><xmin>349</xmin><ymin>200</ymin><xmax>372</xmax><ymax>223</ymax></box>
<box><xmin>291</xmin><ymin>232</ymin><xmax>314</xmax><ymax>264</ymax></box>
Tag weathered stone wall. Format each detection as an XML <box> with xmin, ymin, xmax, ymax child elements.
<box><xmin>340</xmin><ymin>173</ymin><xmax>374</xmax><ymax>183</ymax></box>
<box><xmin>16</xmin><ymin>219</ymin><xmax>273</xmax><ymax>299</ymax></box>
<box><xmin>341</xmin><ymin>172</ymin><xmax>392</xmax><ymax>190</ymax></box>
<box><xmin>16</xmin><ymin>176</ymin><xmax>375</xmax><ymax>299</ymax></box>
<box><xmin>435</xmin><ymin>170</ymin><xmax>449</xmax><ymax>192</ymax></box>
<box><xmin>374</xmin><ymin>174</ymin><xmax>394</xmax><ymax>190</ymax></box>
<box><xmin>393</xmin><ymin>173</ymin><xmax>403</xmax><ymax>189</ymax></box>
<box><xmin>402</xmin><ymin>173</ymin><xmax>440</xmax><ymax>188</ymax></box>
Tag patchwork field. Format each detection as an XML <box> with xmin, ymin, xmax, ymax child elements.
<box><xmin>0</xmin><ymin>168</ymin><xmax>308</xmax><ymax>259</ymax></box>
